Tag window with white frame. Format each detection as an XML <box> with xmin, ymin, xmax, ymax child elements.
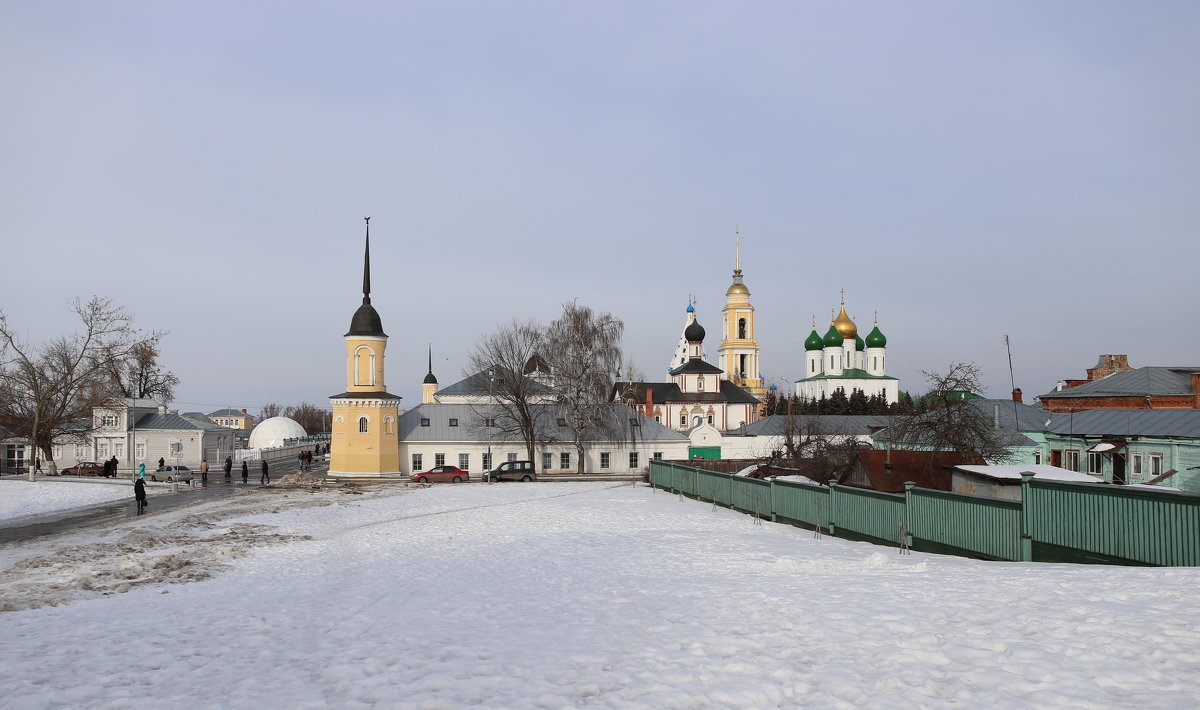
<box><xmin>1064</xmin><ymin>450</ymin><xmax>1080</xmax><ymax>471</ymax></box>
<box><xmin>629</xmin><ymin>452</ymin><xmax>639</xmax><ymax>469</ymax></box>
<box><xmin>136</xmin><ymin>442</ymin><xmax>145</xmax><ymax>459</ymax></box>
<box><xmin>1087</xmin><ymin>452</ymin><xmax>1103</xmax><ymax>475</ymax></box>
<box><xmin>435</xmin><ymin>453</ymin><xmax>445</xmax><ymax>467</ymax></box>
<box><xmin>1149</xmin><ymin>453</ymin><xmax>1163</xmax><ymax>477</ymax></box>
<box><xmin>169</xmin><ymin>442</ymin><xmax>183</xmax><ymax>457</ymax></box>
<box><xmin>652</xmin><ymin>451</ymin><xmax>663</xmax><ymax>460</ymax></box>
<box><xmin>75</xmin><ymin>444</ymin><xmax>87</xmax><ymax>459</ymax></box>
<box><xmin>412</xmin><ymin>453</ymin><xmax>423</xmax><ymax>471</ymax></box>
<box><xmin>542</xmin><ymin>453</ymin><xmax>552</xmax><ymax>471</ymax></box>
<box><xmin>679</xmin><ymin>413</ymin><xmax>686</xmax><ymax>427</ymax></box>
<box><xmin>560</xmin><ymin>452</ymin><xmax>570</xmax><ymax>469</ymax></box>
<box><xmin>482</xmin><ymin>452</ymin><xmax>492</xmax><ymax>470</ymax></box>
<box><xmin>1033</xmin><ymin>449</ymin><xmax>1042</xmax><ymax>465</ymax></box>
<box><xmin>600</xmin><ymin>452</ymin><xmax>610</xmax><ymax>469</ymax></box>
<box><xmin>1131</xmin><ymin>453</ymin><xmax>1144</xmax><ymax>480</ymax></box>
<box><xmin>98</xmin><ymin>443</ymin><xmax>109</xmax><ymax>458</ymax></box>
<box><xmin>115</xmin><ymin>443</ymin><xmax>124</xmax><ymax>458</ymax></box>
<box><xmin>52</xmin><ymin>445</ymin><xmax>62</xmax><ymax>459</ymax></box>
<box><xmin>507</xmin><ymin>453</ymin><xmax>517</xmax><ymax>462</ymax></box>
<box><xmin>459</xmin><ymin>453</ymin><xmax>469</xmax><ymax>470</ymax></box>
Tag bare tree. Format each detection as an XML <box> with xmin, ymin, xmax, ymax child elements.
<box><xmin>104</xmin><ymin>340</ymin><xmax>179</xmax><ymax>402</ymax></box>
<box><xmin>542</xmin><ymin>301</ymin><xmax>625</xmax><ymax>474</ymax></box>
<box><xmin>463</xmin><ymin>320</ymin><xmax>547</xmax><ymax>465</ymax></box>
<box><xmin>260</xmin><ymin>403</ymin><xmax>281</xmax><ymax>419</ymax></box>
<box><xmin>0</xmin><ymin>298</ymin><xmax>165</xmax><ymax>479</ymax></box>
<box><xmin>886</xmin><ymin>362</ymin><xmax>1019</xmax><ymax>462</ymax></box>
<box><xmin>282</xmin><ymin>403</ymin><xmax>331</xmax><ymax>434</ymax></box>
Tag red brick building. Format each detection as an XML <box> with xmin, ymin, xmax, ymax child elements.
<box><xmin>1039</xmin><ymin>355</ymin><xmax>1200</xmax><ymax>413</ymax></box>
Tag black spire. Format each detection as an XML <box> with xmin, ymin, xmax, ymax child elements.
<box><xmin>424</xmin><ymin>344</ymin><xmax>438</xmax><ymax>384</ymax></box>
<box><xmin>362</xmin><ymin>216</ymin><xmax>372</xmax><ymax>304</ymax></box>
<box><xmin>345</xmin><ymin>217</ymin><xmax>386</xmax><ymax>337</ymax></box>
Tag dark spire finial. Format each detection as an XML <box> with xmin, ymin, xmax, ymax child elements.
<box><xmin>427</xmin><ymin>344</ymin><xmax>433</xmax><ymax>374</ymax></box>
<box><xmin>362</xmin><ymin>217</ymin><xmax>372</xmax><ymax>304</ymax></box>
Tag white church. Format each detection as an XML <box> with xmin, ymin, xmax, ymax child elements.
<box><xmin>795</xmin><ymin>295</ymin><xmax>899</xmax><ymax>405</ymax></box>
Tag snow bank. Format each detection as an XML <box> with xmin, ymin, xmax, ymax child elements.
<box><xmin>0</xmin><ymin>479</ymin><xmax>135</xmax><ymax>522</ymax></box>
<box><xmin>1</xmin><ymin>482</ymin><xmax>1198</xmax><ymax>708</ymax></box>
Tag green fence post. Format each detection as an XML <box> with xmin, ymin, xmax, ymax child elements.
<box><xmin>903</xmin><ymin>481</ymin><xmax>915</xmax><ymax>550</ymax></box>
<box><xmin>1019</xmin><ymin>472</ymin><xmax>1034</xmax><ymax>562</ymax></box>
<box><xmin>827</xmin><ymin>481</ymin><xmax>837</xmax><ymax>536</ymax></box>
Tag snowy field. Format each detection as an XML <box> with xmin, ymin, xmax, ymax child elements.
<box><xmin>0</xmin><ymin>479</ymin><xmax>139</xmax><ymax>523</ymax></box>
<box><xmin>1</xmin><ymin>480</ymin><xmax>1197</xmax><ymax>709</ymax></box>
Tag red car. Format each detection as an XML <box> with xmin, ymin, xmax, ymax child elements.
<box><xmin>411</xmin><ymin>465</ymin><xmax>469</xmax><ymax>483</ymax></box>
<box><xmin>61</xmin><ymin>462</ymin><xmax>105</xmax><ymax>476</ymax></box>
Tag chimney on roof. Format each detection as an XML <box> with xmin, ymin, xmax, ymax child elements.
<box><xmin>241</xmin><ymin>409</ymin><xmax>247</xmax><ymax>414</ymax></box>
<box><xmin>1012</xmin><ymin>388</ymin><xmax>1023</xmax><ymax>403</ymax></box>
<box><xmin>645</xmin><ymin>386</ymin><xmax>654</xmax><ymax>419</ymax></box>
<box><xmin>1192</xmin><ymin>372</ymin><xmax>1200</xmax><ymax>408</ymax></box>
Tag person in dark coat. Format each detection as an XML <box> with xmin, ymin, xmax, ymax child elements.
<box><xmin>134</xmin><ymin>473</ymin><xmax>147</xmax><ymax>514</ymax></box>
<box><xmin>224</xmin><ymin>457</ymin><xmax>233</xmax><ymax>482</ymax></box>
<box><xmin>261</xmin><ymin>459</ymin><xmax>270</xmax><ymax>485</ymax></box>
<box><xmin>241</xmin><ymin>461</ymin><xmax>248</xmax><ymax>484</ymax></box>
<box><xmin>158</xmin><ymin>457</ymin><xmax>165</xmax><ymax>470</ymax></box>
<box><xmin>102</xmin><ymin>459</ymin><xmax>112</xmax><ymax>478</ymax></box>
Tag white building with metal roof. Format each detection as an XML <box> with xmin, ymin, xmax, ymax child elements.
<box><xmin>398</xmin><ymin>403</ymin><xmax>688</xmax><ymax>476</ymax></box>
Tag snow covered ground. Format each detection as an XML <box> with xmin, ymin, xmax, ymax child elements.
<box><xmin>1</xmin><ymin>480</ymin><xmax>1197</xmax><ymax>708</ymax></box>
<box><xmin>0</xmin><ymin>479</ymin><xmax>140</xmax><ymax>523</ymax></box>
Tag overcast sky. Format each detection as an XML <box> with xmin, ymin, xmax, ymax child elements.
<box><xmin>2</xmin><ymin>1</ymin><xmax>1197</xmax><ymax>416</ymax></box>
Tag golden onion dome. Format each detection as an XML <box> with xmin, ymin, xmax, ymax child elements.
<box><xmin>726</xmin><ymin>281</ymin><xmax>750</xmax><ymax>296</ymax></box>
<box><xmin>833</xmin><ymin>304</ymin><xmax>857</xmax><ymax>339</ymax></box>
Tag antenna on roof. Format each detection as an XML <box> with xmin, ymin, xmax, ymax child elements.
<box><xmin>1005</xmin><ymin>335</ymin><xmax>1019</xmax><ymax>432</ymax></box>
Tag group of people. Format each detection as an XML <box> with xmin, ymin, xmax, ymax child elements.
<box><xmin>215</xmin><ymin>456</ymin><xmax>268</xmax><ymax>484</ymax></box>
<box><xmin>100</xmin><ymin>456</ymin><xmax>119</xmax><ymax>478</ymax></box>
<box><xmin>297</xmin><ymin>449</ymin><xmax>317</xmax><ymax>470</ymax></box>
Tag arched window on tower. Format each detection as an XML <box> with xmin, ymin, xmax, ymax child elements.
<box><xmin>354</xmin><ymin>346</ymin><xmax>376</xmax><ymax>387</ymax></box>
<box><xmin>358</xmin><ymin>416</ymin><xmax>369</xmax><ymax>433</ymax></box>
<box><xmin>738</xmin><ymin>318</ymin><xmax>747</xmax><ymax>339</ymax></box>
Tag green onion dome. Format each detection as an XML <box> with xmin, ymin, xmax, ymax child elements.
<box><xmin>855</xmin><ymin>335</ymin><xmax>865</xmax><ymax>351</ymax></box>
<box><xmin>865</xmin><ymin>325</ymin><xmax>887</xmax><ymax>348</ymax></box>
<box><xmin>822</xmin><ymin>324</ymin><xmax>843</xmax><ymax>348</ymax></box>
<box><xmin>804</xmin><ymin>329</ymin><xmax>824</xmax><ymax>351</ymax></box>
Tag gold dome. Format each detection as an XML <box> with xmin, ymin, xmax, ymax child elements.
<box><xmin>833</xmin><ymin>304</ymin><xmax>857</xmax><ymax>339</ymax></box>
<box><xmin>726</xmin><ymin>281</ymin><xmax>749</xmax><ymax>296</ymax></box>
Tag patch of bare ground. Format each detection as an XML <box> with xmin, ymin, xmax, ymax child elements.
<box><xmin>0</xmin><ymin>482</ymin><xmax>415</xmax><ymax>612</ymax></box>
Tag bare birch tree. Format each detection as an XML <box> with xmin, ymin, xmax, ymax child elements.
<box><xmin>463</xmin><ymin>319</ymin><xmax>546</xmax><ymax>465</ymax></box>
<box><xmin>542</xmin><ymin>301</ymin><xmax>625</xmax><ymax>474</ymax></box>
<box><xmin>104</xmin><ymin>340</ymin><xmax>179</xmax><ymax>402</ymax></box>
<box><xmin>887</xmin><ymin>362</ymin><xmax>1019</xmax><ymax>462</ymax></box>
<box><xmin>0</xmin><ymin>298</ymin><xmax>165</xmax><ymax>479</ymax></box>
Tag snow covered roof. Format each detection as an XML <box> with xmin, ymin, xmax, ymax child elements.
<box><xmin>952</xmin><ymin>464</ymin><xmax>1099</xmax><ymax>483</ymax></box>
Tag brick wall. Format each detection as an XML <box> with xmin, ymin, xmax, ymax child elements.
<box><xmin>1042</xmin><ymin>394</ymin><xmax>1198</xmax><ymax>413</ymax></box>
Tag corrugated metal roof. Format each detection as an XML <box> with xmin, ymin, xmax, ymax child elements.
<box><xmin>1047</xmin><ymin>409</ymin><xmax>1200</xmax><ymax>438</ymax></box>
<box><xmin>436</xmin><ymin>367</ymin><xmax>558</xmax><ymax>397</ymax></box>
<box><xmin>398</xmin><ymin>403</ymin><xmax>688</xmax><ymax>443</ymax></box>
<box><xmin>1041</xmin><ymin>367</ymin><xmax>1200</xmax><ymax>399</ymax></box>
<box><xmin>133</xmin><ymin>413</ymin><xmax>228</xmax><ymax>431</ymax></box>
<box><xmin>734</xmin><ymin>415</ymin><xmax>896</xmax><ymax>438</ymax></box>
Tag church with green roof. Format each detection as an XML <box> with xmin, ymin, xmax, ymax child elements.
<box><xmin>795</xmin><ymin>293</ymin><xmax>899</xmax><ymax>405</ymax></box>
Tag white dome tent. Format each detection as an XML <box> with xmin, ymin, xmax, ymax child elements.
<box><xmin>248</xmin><ymin>416</ymin><xmax>307</xmax><ymax>449</ymax></box>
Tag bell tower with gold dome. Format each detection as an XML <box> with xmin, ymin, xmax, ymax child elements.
<box><xmin>328</xmin><ymin>218</ymin><xmax>402</xmax><ymax>478</ymax></box>
<box><xmin>717</xmin><ymin>229</ymin><xmax>766</xmax><ymax>400</ymax></box>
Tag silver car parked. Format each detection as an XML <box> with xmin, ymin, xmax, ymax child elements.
<box><xmin>151</xmin><ymin>465</ymin><xmax>194</xmax><ymax>483</ymax></box>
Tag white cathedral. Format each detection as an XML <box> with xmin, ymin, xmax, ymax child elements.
<box><xmin>794</xmin><ymin>295</ymin><xmax>898</xmax><ymax>404</ymax></box>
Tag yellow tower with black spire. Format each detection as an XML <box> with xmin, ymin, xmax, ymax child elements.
<box><xmin>328</xmin><ymin>217</ymin><xmax>402</xmax><ymax>477</ymax></box>
<box><xmin>717</xmin><ymin>228</ymin><xmax>766</xmax><ymax>400</ymax></box>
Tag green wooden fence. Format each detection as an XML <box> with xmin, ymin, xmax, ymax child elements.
<box><xmin>905</xmin><ymin>485</ymin><xmax>1021</xmax><ymax>561</ymax></box>
<box><xmin>648</xmin><ymin>461</ymin><xmax>1200</xmax><ymax>566</ymax></box>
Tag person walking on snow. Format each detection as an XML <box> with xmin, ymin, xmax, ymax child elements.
<box><xmin>134</xmin><ymin>470</ymin><xmax>147</xmax><ymax>514</ymax></box>
<box><xmin>241</xmin><ymin>461</ymin><xmax>248</xmax><ymax>484</ymax></box>
<box><xmin>261</xmin><ymin>459</ymin><xmax>270</xmax><ymax>485</ymax></box>
<box><xmin>200</xmin><ymin>458</ymin><xmax>209</xmax><ymax>484</ymax></box>
<box><xmin>34</xmin><ymin>458</ymin><xmax>42</xmax><ymax>474</ymax></box>
<box><xmin>224</xmin><ymin>456</ymin><xmax>232</xmax><ymax>482</ymax></box>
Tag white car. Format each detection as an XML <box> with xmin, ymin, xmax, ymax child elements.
<box><xmin>151</xmin><ymin>465</ymin><xmax>194</xmax><ymax>483</ymax></box>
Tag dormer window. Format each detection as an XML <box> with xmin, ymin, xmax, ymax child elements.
<box><xmin>449</xmin><ymin>418</ymin><xmax>459</xmax><ymax>427</ymax></box>
<box><xmin>420</xmin><ymin>418</ymin><xmax>431</xmax><ymax>427</ymax></box>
